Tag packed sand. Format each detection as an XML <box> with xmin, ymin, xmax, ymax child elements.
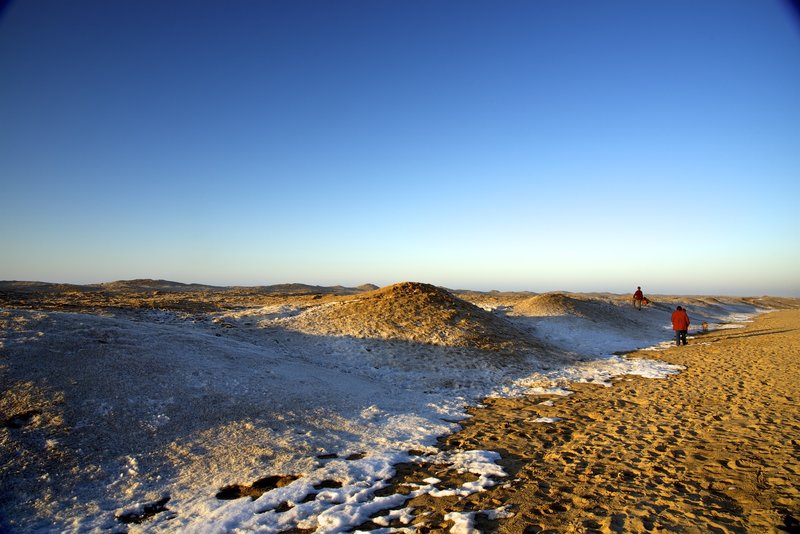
<box><xmin>382</xmin><ymin>309</ymin><xmax>800</xmax><ymax>533</ymax></box>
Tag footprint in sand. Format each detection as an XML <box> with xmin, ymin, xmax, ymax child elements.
<box><xmin>216</xmin><ymin>474</ymin><xmax>299</xmax><ymax>501</ymax></box>
<box><xmin>585</xmin><ymin>504</ymin><xmax>609</xmax><ymax>517</ymax></box>
<box><xmin>725</xmin><ymin>458</ymin><xmax>759</xmax><ymax>470</ymax></box>
<box><xmin>3</xmin><ymin>409</ymin><xmax>42</xmax><ymax>429</ymax></box>
<box><xmin>115</xmin><ymin>496</ymin><xmax>171</xmax><ymax>524</ymax></box>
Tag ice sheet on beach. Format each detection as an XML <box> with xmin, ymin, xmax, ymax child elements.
<box><xmin>0</xmin><ymin>297</ymin><xmax>764</xmax><ymax>532</ymax></box>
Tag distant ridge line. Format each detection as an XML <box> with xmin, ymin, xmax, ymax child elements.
<box><xmin>0</xmin><ymin>279</ymin><xmax>380</xmax><ymax>296</ymax></box>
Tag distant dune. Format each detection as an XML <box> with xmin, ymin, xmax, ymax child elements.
<box><xmin>513</xmin><ymin>293</ymin><xmax>597</xmax><ymax>317</ymax></box>
<box><xmin>0</xmin><ymin>280</ymin><xmax>379</xmax><ymax>310</ymax></box>
<box><xmin>100</xmin><ymin>279</ymin><xmax>223</xmax><ymax>292</ymax></box>
<box><xmin>511</xmin><ymin>292</ymin><xmax>647</xmax><ymax>325</ymax></box>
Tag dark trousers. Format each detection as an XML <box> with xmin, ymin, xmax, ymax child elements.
<box><xmin>675</xmin><ymin>330</ymin><xmax>688</xmax><ymax>345</ymax></box>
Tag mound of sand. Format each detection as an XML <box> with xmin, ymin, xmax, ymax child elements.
<box><xmin>511</xmin><ymin>293</ymin><xmax>651</xmax><ymax>332</ymax></box>
<box><xmin>283</xmin><ymin>282</ymin><xmax>542</xmax><ymax>353</ymax></box>
<box><xmin>513</xmin><ymin>293</ymin><xmax>601</xmax><ymax>318</ymax></box>
<box><xmin>356</xmin><ymin>283</ymin><xmax>380</xmax><ymax>292</ymax></box>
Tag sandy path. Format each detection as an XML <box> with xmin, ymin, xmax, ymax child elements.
<box><xmin>381</xmin><ymin>310</ymin><xmax>800</xmax><ymax>533</ymax></box>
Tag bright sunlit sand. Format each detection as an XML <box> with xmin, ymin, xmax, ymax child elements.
<box><xmin>393</xmin><ymin>308</ymin><xmax>800</xmax><ymax>533</ymax></box>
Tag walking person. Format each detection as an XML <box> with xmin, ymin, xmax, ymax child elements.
<box><xmin>633</xmin><ymin>286</ymin><xmax>644</xmax><ymax>310</ymax></box>
<box><xmin>671</xmin><ymin>305</ymin><xmax>690</xmax><ymax>346</ymax></box>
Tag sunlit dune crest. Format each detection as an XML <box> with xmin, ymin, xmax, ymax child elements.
<box><xmin>512</xmin><ymin>293</ymin><xmax>598</xmax><ymax>317</ymax></box>
<box><xmin>510</xmin><ymin>292</ymin><xmax>653</xmax><ymax>329</ymax></box>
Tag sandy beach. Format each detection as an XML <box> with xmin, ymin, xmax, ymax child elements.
<box><xmin>382</xmin><ymin>309</ymin><xmax>800</xmax><ymax>533</ymax></box>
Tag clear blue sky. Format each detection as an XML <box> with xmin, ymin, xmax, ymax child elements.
<box><xmin>1</xmin><ymin>0</ymin><xmax>798</xmax><ymax>295</ymax></box>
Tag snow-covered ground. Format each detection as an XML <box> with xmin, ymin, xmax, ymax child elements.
<box><xmin>0</xmin><ymin>295</ymin><xmax>767</xmax><ymax>533</ymax></box>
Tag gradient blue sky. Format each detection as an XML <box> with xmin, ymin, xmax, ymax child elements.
<box><xmin>1</xmin><ymin>0</ymin><xmax>798</xmax><ymax>295</ymax></box>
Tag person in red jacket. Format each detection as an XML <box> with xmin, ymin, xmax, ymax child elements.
<box><xmin>633</xmin><ymin>286</ymin><xmax>644</xmax><ymax>310</ymax></box>
<box><xmin>671</xmin><ymin>305</ymin><xmax>690</xmax><ymax>346</ymax></box>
